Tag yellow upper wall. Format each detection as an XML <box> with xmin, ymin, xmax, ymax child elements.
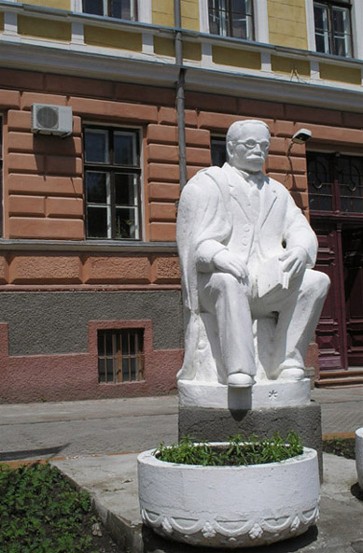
<box><xmin>181</xmin><ymin>0</ymin><xmax>200</xmax><ymax>31</ymax></box>
<box><xmin>152</xmin><ymin>0</ymin><xmax>199</xmax><ymax>30</ymax></box>
<box><xmin>152</xmin><ymin>0</ymin><xmax>174</xmax><ymax>26</ymax></box>
<box><xmin>17</xmin><ymin>0</ymin><xmax>71</xmax><ymax>10</ymax></box>
<box><xmin>267</xmin><ymin>0</ymin><xmax>308</xmax><ymax>50</ymax></box>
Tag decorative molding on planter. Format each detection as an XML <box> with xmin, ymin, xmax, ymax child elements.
<box><xmin>141</xmin><ymin>505</ymin><xmax>319</xmax><ymax>545</ymax></box>
<box><xmin>138</xmin><ymin>445</ymin><xmax>320</xmax><ymax>548</ymax></box>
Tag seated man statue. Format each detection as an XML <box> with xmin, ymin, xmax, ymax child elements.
<box><xmin>177</xmin><ymin>119</ymin><xmax>330</xmax><ymax>388</ymax></box>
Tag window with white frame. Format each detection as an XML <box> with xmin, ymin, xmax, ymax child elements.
<box><xmin>84</xmin><ymin>126</ymin><xmax>141</xmax><ymax>240</ymax></box>
<box><xmin>82</xmin><ymin>0</ymin><xmax>137</xmax><ymax>19</ymax></box>
<box><xmin>208</xmin><ymin>0</ymin><xmax>254</xmax><ymax>40</ymax></box>
<box><xmin>313</xmin><ymin>0</ymin><xmax>352</xmax><ymax>57</ymax></box>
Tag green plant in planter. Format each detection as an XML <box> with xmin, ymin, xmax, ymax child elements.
<box><xmin>156</xmin><ymin>432</ymin><xmax>303</xmax><ymax>466</ymax></box>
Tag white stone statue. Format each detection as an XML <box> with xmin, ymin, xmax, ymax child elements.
<box><xmin>177</xmin><ymin>120</ymin><xmax>330</xmax><ymax>399</ymax></box>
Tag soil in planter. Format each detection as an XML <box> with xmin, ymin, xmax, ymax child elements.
<box><xmin>156</xmin><ymin>433</ymin><xmax>304</xmax><ymax>466</ymax></box>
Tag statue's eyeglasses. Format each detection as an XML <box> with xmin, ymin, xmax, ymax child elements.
<box><xmin>233</xmin><ymin>139</ymin><xmax>269</xmax><ymax>150</ymax></box>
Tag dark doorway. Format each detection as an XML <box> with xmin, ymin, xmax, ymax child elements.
<box><xmin>307</xmin><ymin>152</ymin><xmax>363</xmax><ymax>372</ymax></box>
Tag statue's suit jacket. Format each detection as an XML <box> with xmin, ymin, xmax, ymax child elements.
<box><xmin>176</xmin><ymin>162</ymin><xmax>318</xmax><ymax>380</ymax></box>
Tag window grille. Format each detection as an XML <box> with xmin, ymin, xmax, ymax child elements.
<box><xmin>208</xmin><ymin>0</ymin><xmax>254</xmax><ymax>40</ymax></box>
<box><xmin>307</xmin><ymin>153</ymin><xmax>363</xmax><ymax>214</ymax></box>
<box><xmin>314</xmin><ymin>1</ymin><xmax>352</xmax><ymax>57</ymax></box>
<box><xmin>82</xmin><ymin>0</ymin><xmax>137</xmax><ymax>19</ymax></box>
<box><xmin>98</xmin><ymin>328</ymin><xmax>144</xmax><ymax>383</ymax></box>
<box><xmin>84</xmin><ymin>126</ymin><xmax>141</xmax><ymax>240</ymax></box>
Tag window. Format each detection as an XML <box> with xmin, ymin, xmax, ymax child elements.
<box><xmin>211</xmin><ymin>136</ymin><xmax>226</xmax><ymax>167</ymax></box>
<box><xmin>82</xmin><ymin>0</ymin><xmax>137</xmax><ymax>19</ymax></box>
<box><xmin>307</xmin><ymin>152</ymin><xmax>363</xmax><ymax>214</ymax></box>
<box><xmin>208</xmin><ymin>0</ymin><xmax>254</xmax><ymax>40</ymax></box>
<box><xmin>98</xmin><ymin>328</ymin><xmax>144</xmax><ymax>383</ymax></box>
<box><xmin>314</xmin><ymin>1</ymin><xmax>352</xmax><ymax>57</ymax></box>
<box><xmin>84</xmin><ymin>126</ymin><xmax>141</xmax><ymax>240</ymax></box>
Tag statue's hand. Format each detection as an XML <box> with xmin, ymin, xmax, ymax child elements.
<box><xmin>279</xmin><ymin>246</ymin><xmax>307</xmax><ymax>279</ymax></box>
<box><xmin>213</xmin><ymin>250</ymin><xmax>247</xmax><ymax>279</ymax></box>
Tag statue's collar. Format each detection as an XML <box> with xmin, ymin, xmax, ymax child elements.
<box><xmin>228</xmin><ymin>165</ymin><xmax>266</xmax><ymax>189</ymax></box>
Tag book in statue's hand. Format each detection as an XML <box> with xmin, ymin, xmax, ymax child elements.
<box><xmin>257</xmin><ymin>256</ymin><xmax>290</xmax><ymax>299</ymax></box>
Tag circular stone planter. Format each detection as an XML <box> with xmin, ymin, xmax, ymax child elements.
<box><xmin>356</xmin><ymin>428</ymin><xmax>363</xmax><ymax>490</ymax></box>
<box><xmin>137</xmin><ymin>444</ymin><xmax>320</xmax><ymax>548</ymax></box>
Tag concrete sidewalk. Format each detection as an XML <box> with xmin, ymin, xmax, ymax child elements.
<box><xmin>53</xmin><ymin>452</ymin><xmax>363</xmax><ymax>553</ymax></box>
<box><xmin>0</xmin><ymin>386</ymin><xmax>362</xmax><ymax>462</ymax></box>
<box><xmin>1</xmin><ymin>386</ymin><xmax>363</xmax><ymax>552</ymax></box>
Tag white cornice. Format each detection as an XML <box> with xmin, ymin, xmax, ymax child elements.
<box><xmin>185</xmin><ymin>65</ymin><xmax>363</xmax><ymax>112</ymax></box>
<box><xmin>0</xmin><ymin>239</ymin><xmax>178</xmax><ymax>252</ymax></box>
<box><xmin>0</xmin><ymin>41</ymin><xmax>180</xmax><ymax>84</ymax></box>
<box><xmin>1</xmin><ymin>39</ymin><xmax>362</xmax><ymax>112</ymax></box>
<box><xmin>0</xmin><ymin>0</ymin><xmax>363</xmax><ymax>112</ymax></box>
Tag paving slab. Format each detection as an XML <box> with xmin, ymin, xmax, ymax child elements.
<box><xmin>53</xmin><ymin>452</ymin><xmax>363</xmax><ymax>553</ymax></box>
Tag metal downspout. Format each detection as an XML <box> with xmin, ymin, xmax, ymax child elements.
<box><xmin>174</xmin><ymin>0</ymin><xmax>187</xmax><ymax>190</ymax></box>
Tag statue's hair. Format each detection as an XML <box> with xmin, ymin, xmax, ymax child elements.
<box><xmin>226</xmin><ymin>119</ymin><xmax>271</xmax><ymax>144</ymax></box>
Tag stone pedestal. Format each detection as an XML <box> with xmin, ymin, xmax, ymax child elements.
<box><xmin>178</xmin><ymin>378</ymin><xmax>311</xmax><ymax>410</ymax></box>
<box><xmin>178</xmin><ymin>396</ymin><xmax>323</xmax><ymax>481</ymax></box>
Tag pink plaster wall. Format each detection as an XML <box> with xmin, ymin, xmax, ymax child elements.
<box><xmin>0</xmin><ymin>323</ymin><xmax>182</xmax><ymax>403</ymax></box>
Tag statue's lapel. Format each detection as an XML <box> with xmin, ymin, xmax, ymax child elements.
<box><xmin>224</xmin><ymin>165</ymin><xmax>252</xmax><ymax>220</ymax></box>
<box><xmin>260</xmin><ymin>178</ymin><xmax>277</xmax><ymax>228</ymax></box>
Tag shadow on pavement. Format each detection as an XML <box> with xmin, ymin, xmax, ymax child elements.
<box><xmin>0</xmin><ymin>444</ymin><xmax>69</xmax><ymax>461</ymax></box>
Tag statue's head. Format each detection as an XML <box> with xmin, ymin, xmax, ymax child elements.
<box><xmin>226</xmin><ymin>120</ymin><xmax>270</xmax><ymax>173</ymax></box>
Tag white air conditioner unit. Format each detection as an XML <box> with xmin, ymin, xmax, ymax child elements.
<box><xmin>31</xmin><ymin>104</ymin><xmax>73</xmax><ymax>137</ymax></box>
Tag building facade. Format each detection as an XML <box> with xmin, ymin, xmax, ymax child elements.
<box><xmin>0</xmin><ymin>0</ymin><xmax>362</xmax><ymax>402</ymax></box>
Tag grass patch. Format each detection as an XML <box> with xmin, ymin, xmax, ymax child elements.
<box><xmin>0</xmin><ymin>463</ymin><xmax>119</xmax><ymax>553</ymax></box>
<box><xmin>323</xmin><ymin>438</ymin><xmax>355</xmax><ymax>460</ymax></box>
<box><xmin>156</xmin><ymin>432</ymin><xmax>304</xmax><ymax>466</ymax></box>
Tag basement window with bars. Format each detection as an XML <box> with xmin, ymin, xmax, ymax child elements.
<box><xmin>98</xmin><ymin>328</ymin><xmax>144</xmax><ymax>383</ymax></box>
<box><xmin>208</xmin><ymin>0</ymin><xmax>254</xmax><ymax>40</ymax></box>
<box><xmin>314</xmin><ymin>1</ymin><xmax>352</xmax><ymax>57</ymax></box>
<box><xmin>82</xmin><ymin>0</ymin><xmax>137</xmax><ymax>19</ymax></box>
<box><xmin>84</xmin><ymin>126</ymin><xmax>141</xmax><ymax>240</ymax></box>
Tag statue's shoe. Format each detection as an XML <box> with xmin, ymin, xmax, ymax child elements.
<box><xmin>227</xmin><ymin>374</ymin><xmax>255</xmax><ymax>388</ymax></box>
<box><xmin>279</xmin><ymin>368</ymin><xmax>305</xmax><ymax>381</ymax></box>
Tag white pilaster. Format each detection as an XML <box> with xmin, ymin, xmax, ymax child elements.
<box><xmin>261</xmin><ymin>51</ymin><xmax>271</xmax><ymax>73</ymax></box>
<box><xmin>142</xmin><ymin>31</ymin><xmax>154</xmax><ymax>55</ymax></box>
<box><xmin>3</xmin><ymin>11</ymin><xmax>18</xmax><ymax>36</ymax></box>
<box><xmin>351</xmin><ymin>0</ymin><xmax>363</xmax><ymax>60</ymax></box>
<box><xmin>199</xmin><ymin>0</ymin><xmax>209</xmax><ymax>33</ymax></box>
<box><xmin>71</xmin><ymin>0</ymin><xmax>83</xmax><ymax>13</ymax></box>
<box><xmin>305</xmin><ymin>0</ymin><xmax>316</xmax><ymax>51</ymax></box>
<box><xmin>71</xmin><ymin>22</ymin><xmax>84</xmax><ymax>44</ymax></box>
<box><xmin>254</xmin><ymin>0</ymin><xmax>269</xmax><ymax>44</ymax></box>
<box><xmin>138</xmin><ymin>0</ymin><xmax>152</xmax><ymax>24</ymax></box>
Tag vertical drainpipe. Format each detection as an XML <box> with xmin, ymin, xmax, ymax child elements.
<box><xmin>174</xmin><ymin>0</ymin><xmax>187</xmax><ymax>190</ymax></box>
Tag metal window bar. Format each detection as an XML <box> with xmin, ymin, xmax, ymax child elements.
<box><xmin>98</xmin><ymin>329</ymin><xmax>144</xmax><ymax>383</ymax></box>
